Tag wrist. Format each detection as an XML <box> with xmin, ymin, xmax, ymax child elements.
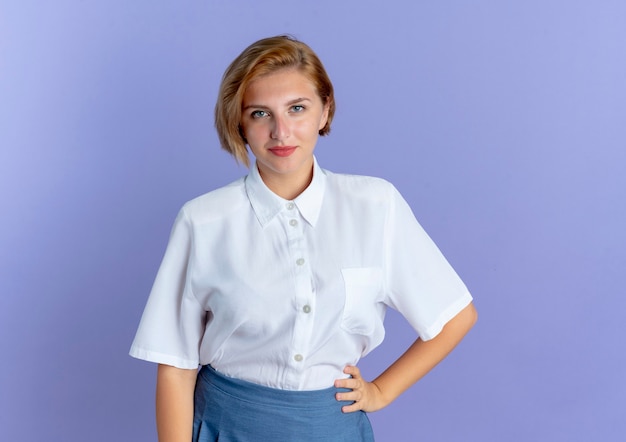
<box><xmin>370</xmin><ymin>380</ymin><xmax>392</xmax><ymax>410</ymax></box>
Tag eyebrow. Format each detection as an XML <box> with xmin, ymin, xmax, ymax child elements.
<box><xmin>242</xmin><ymin>97</ymin><xmax>312</xmax><ymax>111</ymax></box>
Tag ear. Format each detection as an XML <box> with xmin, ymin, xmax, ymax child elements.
<box><xmin>318</xmin><ymin>102</ymin><xmax>330</xmax><ymax>132</ymax></box>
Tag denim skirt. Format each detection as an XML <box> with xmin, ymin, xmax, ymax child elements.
<box><xmin>193</xmin><ymin>365</ymin><xmax>375</xmax><ymax>442</ymax></box>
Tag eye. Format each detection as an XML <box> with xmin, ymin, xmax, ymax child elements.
<box><xmin>290</xmin><ymin>105</ymin><xmax>305</xmax><ymax>113</ymax></box>
<box><xmin>250</xmin><ymin>110</ymin><xmax>269</xmax><ymax>118</ymax></box>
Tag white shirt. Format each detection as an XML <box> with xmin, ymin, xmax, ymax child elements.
<box><xmin>130</xmin><ymin>158</ymin><xmax>472</xmax><ymax>390</ymax></box>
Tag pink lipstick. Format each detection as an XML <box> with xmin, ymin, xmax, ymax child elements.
<box><xmin>268</xmin><ymin>146</ymin><xmax>297</xmax><ymax>157</ymax></box>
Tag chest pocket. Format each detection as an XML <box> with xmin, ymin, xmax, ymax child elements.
<box><xmin>340</xmin><ymin>267</ymin><xmax>384</xmax><ymax>337</ymax></box>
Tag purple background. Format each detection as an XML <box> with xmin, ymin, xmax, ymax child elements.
<box><xmin>1</xmin><ymin>1</ymin><xmax>625</xmax><ymax>441</ymax></box>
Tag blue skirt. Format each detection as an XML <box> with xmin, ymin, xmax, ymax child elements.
<box><xmin>193</xmin><ymin>365</ymin><xmax>375</xmax><ymax>441</ymax></box>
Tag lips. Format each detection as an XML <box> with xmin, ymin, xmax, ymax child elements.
<box><xmin>268</xmin><ymin>146</ymin><xmax>297</xmax><ymax>157</ymax></box>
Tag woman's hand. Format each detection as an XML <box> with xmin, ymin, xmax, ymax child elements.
<box><xmin>334</xmin><ymin>365</ymin><xmax>388</xmax><ymax>413</ymax></box>
<box><xmin>334</xmin><ymin>302</ymin><xmax>477</xmax><ymax>414</ymax></box>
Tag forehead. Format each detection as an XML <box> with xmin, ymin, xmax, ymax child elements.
<box><xmin>243</xmin><ymin>68</ymin><xmax>319</xmax><ymax>102</ymax></box>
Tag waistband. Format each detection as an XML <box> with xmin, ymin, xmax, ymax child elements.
<box><xmin>197</xmin><ymin>365</ymin><xmax>350</xmax><ymax>410</ymax></box>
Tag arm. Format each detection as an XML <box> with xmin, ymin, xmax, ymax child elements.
<box><xmin>156</xmin><ymin>364</ymin><xmax>198</xmax><ymax>442</ymax></box>
<box><xmin>335</xmin><ymin>302</ymin><xmax>477</xmax><ymax>413</ymax></box>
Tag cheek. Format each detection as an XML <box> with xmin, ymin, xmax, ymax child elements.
<box><xmin>242</xmin><ymin>122</ymin><xmax>265</xmax><ymax>142</ymax></box>
<box><xmin>293</xmin><ymin>119</ymin><xmax>320</xmax><ymax>137</ymax></box>
<box><xmin>310</xmin><ymin>122</ymin><xmax>324</xmax><ymax>140</ymax></box>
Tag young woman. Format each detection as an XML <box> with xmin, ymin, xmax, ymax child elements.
<box><xmin>130</xmin><ymin>35</ymin><xmax>477</xmax><ymax>442</ymax></box>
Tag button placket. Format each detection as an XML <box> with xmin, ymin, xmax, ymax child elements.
<box><xmin>281</xmin><ymin>204</ymin><xmax>314</xmax><ymax>378</ymax></box>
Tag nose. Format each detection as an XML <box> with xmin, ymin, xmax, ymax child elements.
<box><xmin>271</xmin><ymin>114</ymin><xmax>290</xmax><ymax>140</ymax></box>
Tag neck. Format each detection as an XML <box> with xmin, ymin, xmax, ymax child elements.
<box><xmin>258</xmin><ymin>164</ymin><xmax>314</xmax><ymax>200</ymax></box>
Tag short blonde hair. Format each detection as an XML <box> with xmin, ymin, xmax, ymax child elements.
<box><xmin>215</xmin><ymin>35</ymin><xmax>335</xmax><ymax>166</ymax></box>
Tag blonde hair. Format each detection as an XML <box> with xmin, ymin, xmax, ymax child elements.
<box><xmin>215</xmin><ymin>35</ymin><xmax>335</xmax><ymax>166</ymax></box>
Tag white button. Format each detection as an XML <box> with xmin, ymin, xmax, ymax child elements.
<box><xmin>286</xmin><ymin>202</ymin><xmax>295</xmax><ymax>210</ymax></box>
<box><xmin>302</xmin><ymin>305</ymin><xmax>311</xmax><ymax>313</ymax></box>
<box><xmin>296</xmin><ymin>258</ymin><xmax>305</xmax><ymax>266</ymax></box>
<box><xmin>294</xmin><ymin>354</ymin><xmax>303</xmax><ymax>362</ymax></box>
<box><xmin>289</xmin><ymin>219</ymin><xmax>298</xmax><ymax>227</ymax></box>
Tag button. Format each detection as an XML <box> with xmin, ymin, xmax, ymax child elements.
<box><xmin>296</xmin><ymin>258</ymin><xmax>305</xmax><ymax>266</ymax></box>
<box><xmin>294</xmin><ymin>354</ymin><xmax>303</xmax><ymax>362</ymax></box>
<box><xmin>286</xmin><ymin>202</ymin><xmax>295</xmax><ymax>210</ymax></box>
<box><xmin>302</xmin><ymin>305</ymin><xmax>311</xmax><ymax>313</ymax></box>
<box><xmin>289</xmin><ymin>219</ymin><xmax>298</xmax><ymax>227</ymax></box>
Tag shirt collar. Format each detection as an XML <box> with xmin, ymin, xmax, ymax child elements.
<box><xmin>245</xmin><ymin>157</ymin><xmax>326</xmax><ymax>228</ymax></box>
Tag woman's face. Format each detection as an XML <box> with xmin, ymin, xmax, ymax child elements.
<box><xmin>240</xmin><ymin>68</ymin><xmax>329</xmax><ymax>196</ymax></box>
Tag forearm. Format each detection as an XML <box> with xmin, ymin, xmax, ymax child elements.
<box><xmin>156</xmin><ymin>364</ymin><xmax>198</xmax><ymax>442</ymax></box>
<box><xmin>373</xmin><ymin>302</ymin><xmax>478</xmax><ymax>408</ymax></box>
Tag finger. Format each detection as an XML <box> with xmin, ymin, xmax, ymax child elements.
<box><xmin>335</xmin><ymin>389</ymin><xmax>362</xmax><ymax>402</ymax></box>
<box><xmin>334</xmin><ymin>377</ymin><xmax>361</xmax><ymax>390</ymax></box>
<box><xmin>341</xmin><ymin>402</ymin><xmax>363</xmax><ymax>413</ymax></box>
<box><xmin>343</xmin><ymin>365</ymin><xmax>361</xmax><ymax>378</ymax></box>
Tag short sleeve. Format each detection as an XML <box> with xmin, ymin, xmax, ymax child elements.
<box><xmin>129</xmin><ymin>208</ymin><xmax>205</xmax><ymax>369</ymax></box>
<box><xmin>383</xmin><ymin>186</ymin><xmax>472</xmax><ymax>341</ymax></box>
